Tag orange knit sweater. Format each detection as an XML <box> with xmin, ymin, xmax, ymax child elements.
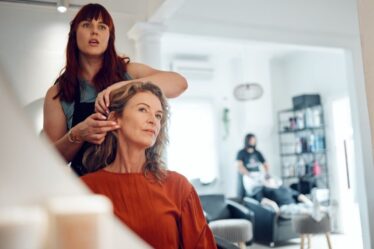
<box><xmin>81</xmin><ymin>170</ymin><xmax>217</xmax><ymax>249</ymax></box>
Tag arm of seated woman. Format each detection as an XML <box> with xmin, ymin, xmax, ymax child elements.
<box><xmin>260</xmin><ymin>197</ymin><xmax>280</xmax><ymax>213</ymax></box>
<box><xmin>297</xmin><ymin>194</ymin><xmax>313</xmax><ymax>205</ymax></box>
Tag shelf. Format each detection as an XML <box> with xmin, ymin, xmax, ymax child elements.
<box><xmin>282</xmin><ymin>176</ymin><xmax>299</xmax><ymax>180</ymax></box>
<box><xmin>279</xmin><ymin>126</ymin><xmax>325</xmax><ymax>134</ymax></box>
<box><xmin>278</xmin><ymin>102</ymin><xmax>329</xmax><ymax>191</ymax></box>
<box><xmin>282</xmin><ymin>175</ymin><xmax>327</xmax><ymax>180</ymax></box>
<box><xmin>280</xmin><ymin>150</ymin><xmax>327</xmax><ymax>156</ymax></box>
<box><xmin>278</xmin><ymin>105</ymin><xmax>323</xmax><ymax>114</ymax></box>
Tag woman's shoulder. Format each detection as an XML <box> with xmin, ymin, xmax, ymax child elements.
<box><xmin>45</xmin><ymin>84</ymin><xmax>59</xmax><ymax>99</ymax></box>
<box><xmin>166</xmin><ymin>170</ymin><xmax>189</xmax><ymax>183</ymax></box>
<box><xmin>164</xmin><ymin>171</ymin><xmax>198</xmax><ymax>206</ymax></box>
<box><xmin>165</xmin><ymin>171</ymin><xmax>193</xmax><ymax>191</ymax></box>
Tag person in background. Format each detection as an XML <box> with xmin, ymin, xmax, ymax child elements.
<box><xmin>236</xmin><ymin>133</ymin><xmax>270</xmax><ymax>198</ymax></box>
<box><xmin>81</xmin><ymin>82</ymin><xmax>217</xmax><ymax>248</ymax></box>
<box><xmin>244</xmin><ymin>176</ymin><xmax>314</xmax><ymax>219</ymax></box>
<box><xmin>43</xmin><ymin>3</ymin><xmax>187</xmax><ymax>176</ymax></box>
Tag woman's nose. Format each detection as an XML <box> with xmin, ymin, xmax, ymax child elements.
<box><xmin>90</xmin><ymin>26</ymin><xmax>98</xmax><ymax>35</ymax></box>
<box><xmin>147</xmin><ymin>114</ymin><xmax>156</xmax><ymax>125</ymax></box>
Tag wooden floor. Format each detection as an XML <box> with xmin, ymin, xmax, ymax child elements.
<box><xmin>250</xmin><ymin>233</ymin><xmax>363</xmax><ymax>249</ymax></box>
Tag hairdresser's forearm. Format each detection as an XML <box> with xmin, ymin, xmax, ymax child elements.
<box><xmin>238</xmin><ymin>163</ymin><xmax>251</xmax><ymax>176</ymax></box>
<box><xmin>53</xmin><ymin>130</ymin><xmax>83</xmax><ymax>163</ymax></box>
<box><xmin>132</xmin><ymin>71</ymin><xmax>188</xmax><ymax>98</ymax></box>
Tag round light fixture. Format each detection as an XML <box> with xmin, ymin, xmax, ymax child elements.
<box><xmin>233</xmin><ymin>83</ymin><xmax>264</xmax><ymax>101</ymax></box>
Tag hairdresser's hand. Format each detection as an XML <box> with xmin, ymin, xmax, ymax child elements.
<box><xmin>95</xmin><ymin>82</ymin><xmax>126</xmax><ymax>115</ymax></box>
<box><xmin>74</xmin><ymin>113</ymin><xmax>120</xmax><ymax>145</ymax></box>
<box><xmin>95</xmin><ymin>86</ymin><xmax>112</xmax><ymax>115</ymax></box>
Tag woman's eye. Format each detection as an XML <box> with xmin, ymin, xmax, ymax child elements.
<box><xmin>99</xmin><ymin>24</ymin><xmax>107</xmax><ymax>30</ymax></box>
<box><xmin>81</xmin><ymin>22</ymin><xmax>90</xmax><ymax>28</ymax></box>
<box><xmin>139</xmin><ymin>107</ymin><xmax>147</xmax><ymax>112</ymax></box>
<box><xmin>156</xmin><ymin>114</ymin><xmax>162</xmax><ymax>120</ymax></box>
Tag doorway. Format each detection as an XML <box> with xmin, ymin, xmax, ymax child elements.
<box><xmin>331</xmin><ymin>97</ymin><xmax>363</xmax><ymax>247</ymax></box>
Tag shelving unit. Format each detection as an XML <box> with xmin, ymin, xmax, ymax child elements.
<box><xmin>278</xmin><ymin>104</ymin><xmax>329</xmax><ymax>194</ymax></box>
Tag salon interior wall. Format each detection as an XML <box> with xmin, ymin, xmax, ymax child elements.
<box><xmin>270</xmin><ymin>50</ymin><xmax>354</xmax><ymax>233</ymax></box>
<box><xmin>161</xmin><ymin>35</ymin><xmax>352</xmax><ymax>198</ymax></box>
<box><xmin>0</xmin><ymin>2</ymin><xmax>139</xmax><ymax>106</ymax></box>
<box><xmin>163</xmin><ymin>1</ymin><xmax>373</xmax><ymax>247</ymax></box>
<box><xmin>161</xmin><ymin>0</ymin><xmax>363</xmax><ymax>197</ymax></box>
<box><xmin>162</xmin><ymin>34</ymin><xmax>279</xmax><ymax>197</ymax></box>
<box><xmin>270</xmin><ymin>50</ymin><xmax>348</xmax><ymax>172</ymax></box>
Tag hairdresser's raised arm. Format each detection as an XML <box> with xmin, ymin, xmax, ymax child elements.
<box><xmin>95</xmin><ymin>62</ymin><xmax>187</xmax><ymax>114</ymax></box>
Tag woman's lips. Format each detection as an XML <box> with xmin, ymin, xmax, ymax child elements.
<box><xmin>143</xmin><ymin>129</ymin><xmax>156</xmax><ymax>135</ymax></box>
<box><xmin>89</xmin><ymin>39</ymin><xmax>99</xmax><ymax>46</ymax></box>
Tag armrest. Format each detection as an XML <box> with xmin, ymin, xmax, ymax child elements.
<box><xmin>226</xmin><ymin>199</ymin><xmax>255</xmax><ymax>225</ymax></box>
<box><xmin>243</xmin><ymin>197</ymin><xmax>277</xmax><ymax>225</ymax></box>
<box><xmin>243</xmin><ymin>197</ymin><xmax>277</xmax><ymax>242</ymax></box>
<box><xmin>214</xmin><ymin>235</ymin><xmax>240</xmax><ymax>249</ymax></box>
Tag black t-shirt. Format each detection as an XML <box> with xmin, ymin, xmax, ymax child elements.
<box><xmin>236</xmin><ymin>149</ymin><xmax>266</xmax><ymax>172</ymax></box>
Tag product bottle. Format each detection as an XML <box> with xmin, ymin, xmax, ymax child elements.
<box><xmin>297</xmin><ymin>112</ymin><xmax>305</xmax><ymax>129</ymax></box>
<box><xmin>297</xmin><ymin>158</ymin><xmax>306</xmax><ymax>177</ymax></box>
<box><xmin>313</xmin><ymin>160</ymin><xmax>321</xmax><ymax>176</ymax></box>
<box><xmin>295</xmin><ymin>137</ymin><xmax>302</xmax><ymax>154</ymax></box>
<box><xmin>315</xmin><ymin>135</ymin><xmax>325</xmax><ymax>151</ymax></box>
<box><xmin>309</xmin><ymin>134</ymin><xmax>316</xmax><ymax>152</ymax></box>
<box><xmin>313</xmin><ymin>108</ymin><xmax>321</xmax><ymax>127</ymax></box>
<box><xmin>305</xmin><ymin>108</ymin><xmax>313</xmax><ymax>128</ymax></box>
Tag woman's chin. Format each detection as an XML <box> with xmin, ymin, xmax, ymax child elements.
<box><xmin>135</xmin><ymin>139</ymin><xmax>156</xmax><ymax>150</ymax></box>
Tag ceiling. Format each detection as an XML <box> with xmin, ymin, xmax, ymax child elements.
<box><xmin>0</xmin><ymin>0</ymin><xmax>359</xmax><ymax>39</ymax></box>
<box><xmin>166</xmin><ymin>0</ymin><xmax>359</xmax><ymax>37</ymax></box>
<box><xmin>0</xmin><ymin>0</ymin><xmax>165</xmax><ymax>17</ymax></box>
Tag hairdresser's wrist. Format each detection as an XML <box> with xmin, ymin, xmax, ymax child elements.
<box><xmin>67</xmin><ymin>127</ymin><xmax>83</xmax><ymax>144</ymax></box>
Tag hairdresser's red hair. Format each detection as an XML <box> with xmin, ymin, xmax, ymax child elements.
<box><xmin>55</xmin><ymin>3</ymin><xmax>128</xmax><ymax>102</ymax></box>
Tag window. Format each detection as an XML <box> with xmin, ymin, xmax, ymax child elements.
<box><xmin>166</xmin><ymin>99</ymin><xmax>218</xmax><ymax>183</ymax></box>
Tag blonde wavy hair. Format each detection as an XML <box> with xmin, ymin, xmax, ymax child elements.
<box><xmin>83</xmin><ymin>82</ymin><xmax>169</xmax><ymax>181</ymax></box>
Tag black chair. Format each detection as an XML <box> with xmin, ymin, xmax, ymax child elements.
<box><xmin>199</xmin><ymin>194</ymin><xmax>255</xmax><ymax>246</ymax></box>
<box><xmin>243</xmin><ymin>196</ymin><xmax>299</xmax><ymax>247</ymax></box>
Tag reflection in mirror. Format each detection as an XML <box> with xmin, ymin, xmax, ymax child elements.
<box><xmin>24</xmin><ymin>97</ymin><xmax>44</xmax><ymax>134</ymax></box>
<box><xmin>1</xmin><ymin>0</ymin><xmax>372</xmax><ymax>247</ymax></box>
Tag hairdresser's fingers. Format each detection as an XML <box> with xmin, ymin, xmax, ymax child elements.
<box><xmin>89</xmin><ymin>134</ymin><xmax>105</xmax><ymax>145</ymax></box>
<box><xmin>92</xmin><ymin>125</ymin><xmax>120</xmax><ymax>134</ymax></box>
<box><xmin>104</xmin><ymin>89</ymin><xmax>111</xmax><ymax>109</ymax></box>
<box><xmin>90</xmin><ymin>112</ymin><xmax>108</xmax><ymax>122</ymax></box>
<box><xmin>95</xmin><ymin>102</ymin><xmax>106</xmax><ymax>115</ymax></box>
<box><xmin>91</xmin><ymin>120</ymin><xmax>119</xmax><ymax>129</ymax></box>
<box><xmin>95</xmin><ymin>92</ymin><xmax>108</xmax><ymax>115</ymax></box>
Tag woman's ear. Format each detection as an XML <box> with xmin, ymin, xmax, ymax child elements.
<box><xmin>107</xmin><ymin>112</ymin><xmax>117</xmax><ymax>122</ymax></box>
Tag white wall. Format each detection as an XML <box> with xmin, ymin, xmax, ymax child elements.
<box><xmin>270</xmin><ymin>49</ymin><xmax>350</xmax><ymax>173</ymax></box>
<box><xmin>162</xmin><ymin>34</ymin><xmax>288</xmax><ymax>197</ymax></box>
<box><xmin>269</xmin><ymin>49</ymin><xmax>355</xmax><ymax>233</ymax></box>
<box><xmin>162</xmin><ymin>34</ymin><xmax>359</xmax><ymax>202</ymax></box>
<box><xmin>0</xmin><ymin>3</ymin><xmax>138</xmax><ymax>106</ymax></box>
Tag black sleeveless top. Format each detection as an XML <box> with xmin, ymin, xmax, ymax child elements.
<box><xmin>71</xmin><ymin>73</ymin><xmax>132</xmax><ymax>176</ymax></box>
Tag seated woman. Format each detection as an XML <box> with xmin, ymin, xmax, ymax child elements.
<box><xmin>243</xmin><ymin>175</ymin><xmax>313</xmax><ymax>219</ymax></box>
<box><xmin>80</xmin><ymin>82</ymin><xmax>217</xmax><ymax>248</ymax></box>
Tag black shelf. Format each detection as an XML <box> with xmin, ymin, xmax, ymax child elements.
<box><xmin>278</xmin><ymin>103</ymin><xmax>329</xmax><ymax>194</ymax></box>
<box><xmin>279</xmin><ymin>126</ymin><xmax>325</xmax><ymax>134</ymax></box>
<box><xmin>280</xmin><ymin>150</ymin><xmax>327</xmax><ymax>157</ymax></box>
